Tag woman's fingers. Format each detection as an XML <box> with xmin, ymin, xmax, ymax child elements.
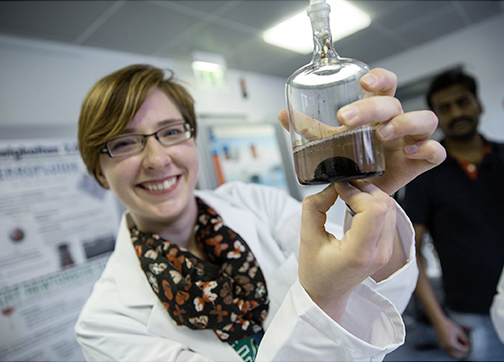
<box><xmin>376</xmin><ymin>110</ymin><xmax>446</xmax><ymax>168</ymax></box>
<box><xmin>377</xmin><ymin>110</ymin><xmax>438</xmax><ymax>142</ymax></box>
<box><xmin>280</xmin><ymin>68</ymin><xmax>400</xmax><ymax>132</ymax></box>
<box><xmin>378</xmin><ymin>109</ymin><xmax>446</xmax><ymax>166</ymax></box>
<box><xmin>335</xmin><ymin>181</ymin><xmax>395</xmax><ymax>243</ymax></box>
<box><xmin>335</xmin><ymin>180</ymin><xmax>397</xmax><ymax>270</ymax></box>
<box><xmin>337</xmin><ymin>96</ymin><xmax>403</xmax><ymax>127</ymax></box>
<box><xmin>300</xmin><ymin>184</ymin><xmax>339</xmax><ymax>249</ymax></box>
<box><xmin>404</xmin><ymin>139</ymin><xmax>447</xmax><ymax>168</ymax></box>
<box><xmin>360</xmin><ymin>68</ymin><xmax>398</xmax><ymax>96</ymax></box>
<box><xmin>280</xmin><ymin>68</ymin><xmax>402</xmax><ymax>132</ymax></box>
<box><xmin>278</xmin><ymin>109</ymin><xmax>289</xmax><ymax>131</ymax></box>
<box><xmin>278</xmin><ymin>109</ymin><xmax>347</xmax><ymax>140</ymax></box>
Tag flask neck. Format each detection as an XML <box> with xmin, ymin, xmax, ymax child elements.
<box><xmin>307</xmin><ymin>0</ymin><xmax>339</xmax><ymax>62</ymax></box>
<box><xmin>312</xmin><ymin>29</ymin><xmax>339</xmax><ymax>62</ymax></box>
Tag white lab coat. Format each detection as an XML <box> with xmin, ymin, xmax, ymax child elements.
<box><xmin>75</xmin><ymin>181</ymin><xmax>418</xmax><ymax>361</ymax></box>
<box><xmin>491</xmin><ymin>266</ymin><xmax>504</xmax><ymax>343</ymax></box>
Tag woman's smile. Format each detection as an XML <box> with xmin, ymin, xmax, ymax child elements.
<box><xmin>138</xmin><ymin>175</ymin><xmax>179</xmax><ymax>193</ymax></box>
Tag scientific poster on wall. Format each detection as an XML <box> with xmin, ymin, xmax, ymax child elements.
<box><xmin>0</xmin><ymin>139</ymin><xmax>121</xmax><ymax>361</ymax></box>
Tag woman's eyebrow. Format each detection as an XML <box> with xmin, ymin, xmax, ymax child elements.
<box><xmin>119</xmin><ymin>118</ymin><xmax>185</xmax><ymax>135</ymax></box>
<box><xmin>157</xmin><ymin>118</ymin><xmax>185</xmax><ymax>127</ymax></box>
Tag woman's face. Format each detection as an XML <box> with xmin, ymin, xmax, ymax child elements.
<box><xmin>97</xmin><ymin>88</ymin><xmax>199</xmax><ymax>231</ymax></box>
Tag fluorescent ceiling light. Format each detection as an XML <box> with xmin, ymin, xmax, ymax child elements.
<box><xmin>191</xmin><ymin>50</ymin><xmax>227</xmax><ymax>71</ymax></box>
<box><xmin>191</xmin><ymin>50</ymin><xmax>228</xmax><ymax>88</ymax></box>
<box><xmin>263</xmin><ymin>0</ymin><xmax>371</xmax><ymax>54</ymax></box>
<box><xmin>192</xmin><ymin>61</ymin><xmax>225</xmax><ymax>72</ymax></box>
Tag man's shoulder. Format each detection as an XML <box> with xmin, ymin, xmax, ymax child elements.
<box><xmin>487</xmin><ymin>139</ymin><xmax>504</xmax><ymax>151</ymax></box>
<box><xmin>483</xmin><ymin>138</ymin><xmax>504</xmax><ymax>163</ymax></box>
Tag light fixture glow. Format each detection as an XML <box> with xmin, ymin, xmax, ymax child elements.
<box><xmin>191</xmin><ymin>61</ymin><xmax>225</xmax><ymax>72</ymax></box>
<box><xmin>263</xmin><ymin>0</ymin><xmax>371</xmax><ymax>54</ymax></box>
<box><xmin>191</xmin><ymin>50</ymin><xmax>228</xmax><ymax>88</ymax></box>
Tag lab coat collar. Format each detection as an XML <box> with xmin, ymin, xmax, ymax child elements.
<box><xmin>113</xmin><ymin>213</ymin><xmax>156</xmax><ymax>307</ymax></box>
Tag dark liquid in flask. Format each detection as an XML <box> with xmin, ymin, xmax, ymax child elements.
<box><xmin>293</xmin><ymin>127</ymin><xmax>384</xmax><ymax>185</ymax></box>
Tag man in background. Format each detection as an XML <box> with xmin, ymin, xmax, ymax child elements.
<box><xmin>402</xmin><ymin>69</ymin><xmax>504</xmax><ymax>360</ymax></box>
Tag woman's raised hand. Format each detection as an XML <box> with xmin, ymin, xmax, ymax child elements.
<box><xmin>298</xmin><ymin>180</ymin><xmax>397</xmax><ymax>321</ymax></box>
<box><xmin>280</xmin><ymin>68</ymin><xmax>446</xmax><ymax>320</ymax></box>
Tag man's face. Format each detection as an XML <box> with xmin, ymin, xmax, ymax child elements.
<box><xmin>430</xmin><ymin>84</ymin><xmax>482</xmax><ymax>141</ymax></box>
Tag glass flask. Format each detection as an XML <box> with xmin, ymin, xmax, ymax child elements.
<box><xmin>286</xmin><ymin>0</ymin><xmax>385</xmax><ymax>185</ymax></box>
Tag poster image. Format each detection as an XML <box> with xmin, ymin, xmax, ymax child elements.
<box><xmin>208</xmin><ymin>123</ymin><xmax>289</xmax><ymax>192</ymax></box>
<box><xmin>0</xmin><ymin>139</ymin><xmax>121</xmax><ymax>361</ymax></box>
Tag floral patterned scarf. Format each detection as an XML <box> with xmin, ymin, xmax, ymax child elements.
<box><xmin>131</xmin><ymin>197</ymin><xmax>269</xmax><ymax>343</ymax></box>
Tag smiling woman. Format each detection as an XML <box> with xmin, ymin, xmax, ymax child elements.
<box><xmin>74</xmin><ymin>63</ymin><xmax>446</xmax><ymax>362</ymax></box>
<box><xmin>78</xmin><ymin>65</ymin><xmax>198</xmax><ymax>188</ymax></box>
<box><xmin>96</xmin><ymin>89</ymin><xmax>200</xmax><ymax>247</ymax></box>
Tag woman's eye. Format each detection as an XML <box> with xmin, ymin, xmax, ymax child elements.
<box><xmin>160</xmin><ymin>127</ymin><xmax>183</xmax><ymax>137</ymax></box>
<box><xmin>110</xmin><ymin>138</ymin><xmax>137</xmax><ymax>150</ymax></box>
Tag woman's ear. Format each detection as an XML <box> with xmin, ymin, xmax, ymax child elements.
<box><xmin>95</xmin><ymin>168</ymin><xmax>110</xmax><ymax>189</ymax></box>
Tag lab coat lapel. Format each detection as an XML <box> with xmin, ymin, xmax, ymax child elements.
<box><xmin>114</xmin><ymin>213</ymin><xmax>155</xmax><ymax>307</ymax></box>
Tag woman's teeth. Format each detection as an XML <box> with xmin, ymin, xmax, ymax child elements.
<box><xmin>144</xmin><ymin>178</ymin><xmax>176</xmax><ymax>191</ymax></box>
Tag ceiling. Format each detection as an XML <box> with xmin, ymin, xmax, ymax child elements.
<box><xmin>0</xmin><ymin>1</ymin><xmax>503</xmax><ymax>79</ymax></box>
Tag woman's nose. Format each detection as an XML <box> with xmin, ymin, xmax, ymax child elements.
<box><xmin>142</xmin><ymin>137</ymin><xmax>172</xmax><ymax>170</ymax></box>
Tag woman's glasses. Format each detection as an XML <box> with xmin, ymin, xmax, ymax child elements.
<box><xmin>101</xmin><ymin>122</ymin><xmax>194</xmax><ymax>158</ymax></box>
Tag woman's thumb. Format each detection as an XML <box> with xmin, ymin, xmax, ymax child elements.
<box><xmin>301</xmin><ymin>184</ymin><xmax>338</xmax><ymax>244</ymax></box>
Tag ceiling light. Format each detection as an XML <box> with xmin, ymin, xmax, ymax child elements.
<box><xmin>191</xmin><ymin>50</ymin><xmax>227</xmax><ymax>70</ymax></box>
<box><xmin>263</xmin><ymin>0</ymin><xmax>371</xmax><ymax>54</ymax></box>
<box><xmin>191</xmin><ymin>50</ymin><xmax>228</xmax><ymax>88</ymax></box>
<box><xmin>191</xmin><ymin>61</ymin><xmax>224</xmax><ymax>72</ymax></box>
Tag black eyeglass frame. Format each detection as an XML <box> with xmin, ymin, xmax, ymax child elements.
<box><xmin>100</xmin><ymin>122</ymin><xmax>195</xmax><ymax>158</ymax></box>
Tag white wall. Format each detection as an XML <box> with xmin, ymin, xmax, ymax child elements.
<box><xmin>0</xmin><ymin>34</ymin><xmax>286</xmax><ymax>133</ymax></box>
<box><xmin>371</xmin><ymin>14</ymin><xmax>504</xmax><ymax>142</ymax></box>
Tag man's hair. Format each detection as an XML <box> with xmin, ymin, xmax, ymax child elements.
<box><xmin>426</xmin><ymin>69</ymin><xmax>478</xmax><ymax>110</ymax></box>
<box><xmin>78</xmin><ymin>64</ymin><xmax>196</xmax><ymax>188</ymax></box>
